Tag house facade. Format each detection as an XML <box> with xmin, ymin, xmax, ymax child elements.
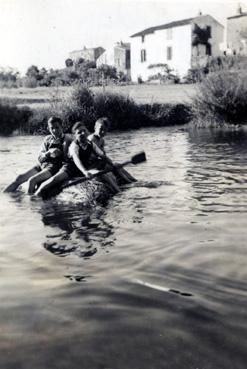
<box><xmin>96</xmin><ymin>42</ymin><xmax>131</xmax><ymax>77</ymax></box>
<box><xmin>69</xmin><ymin>46</ymin><xmax>105</xmax><ymax>63</ymax></box>
<box><xmin>130</xmin><ymin>14</ymin><xmax>224</xmax><ymax>82</ymax></box>
<box><xmin>114</xmin><ymin>42</ymin><xmax>131</xmax><ymax>77</ymax></box>
<box><xmin>227</xmin><ymin>7</ymin><xmax>247</xmax><ymax>55</ymax></box>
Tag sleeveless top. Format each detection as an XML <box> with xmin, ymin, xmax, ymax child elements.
<box><xmin>68</xmin><ymin>140</ymin><xmax>105</xmax><ymax>170</ymax></box>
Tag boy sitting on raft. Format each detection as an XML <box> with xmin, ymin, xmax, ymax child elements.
<box><xmin>35</xmin><ymin>121</ymin><xmax>120</xmax><ymax>196</ymax></box>
<box><xmin>4</xmin><ymin>116</ymin><xmax>72</xmax><ymax>194</ymax></box>
<box><xmin>88</xmin><ymin>117</ymin><xmax>108</xmax><ymax>150</ymax></box>
<box><xmin>88</xmin><ymin>117</ymin><xmax>136</xmax><ymax>184</ymax></box>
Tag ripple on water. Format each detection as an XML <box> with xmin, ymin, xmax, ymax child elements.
<box><xmin>0</xmin><ymin>128</ymin><xmax>247</xmax><ymax>369</ymax></box>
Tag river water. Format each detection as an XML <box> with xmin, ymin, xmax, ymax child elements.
<box><xmin>0</xmin><ymin>127</ymin><xmax>246</xmax><ymax>369</ymax></box>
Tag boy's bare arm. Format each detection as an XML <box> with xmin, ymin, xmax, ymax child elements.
<box><xmin>91</xmin><ymin>142</ymin><xmax>114</xmax><ymax>166</ymax></box>
<box><xmin>38</xmin><ymin>137</ymin><xmax>50</xmax><ymax>163</ymax></box>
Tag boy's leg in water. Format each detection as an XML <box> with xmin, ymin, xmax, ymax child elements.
<box><xmin>101</xmin><ymin>173</ymin><xmax>120</xmax><ymax>194</ymax></box>
<box><xmin>35</xmin><ymin>170</ymin><xmax>69</xmax><ymax>196</ymax></box>
<box><xmin>28</xmin><ymin>168</ymin><xmax>53</xmax><ymax>194</ymax></box>
<box><xmin>3</xmin><ymin>167</ymin><xmax>39</xmax><ymax>193</ymax></box>
<box><xmin>116</xmin><ymin>167</ymin><xmax>136</xmax><ymax>183</ymax></box>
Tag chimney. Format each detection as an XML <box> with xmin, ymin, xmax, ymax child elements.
<box><xmin>237</xmin><ymin>4</ymin><xmax>242</xmax><ymax>14</ymax></box>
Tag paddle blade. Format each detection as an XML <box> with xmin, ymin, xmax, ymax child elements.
<box><xmin>131</xmin><ymin>151</ymin><xmax>146</xmax><ymax>165</ymax></box>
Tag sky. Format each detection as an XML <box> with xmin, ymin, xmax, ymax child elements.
<box><xmin>0</xmin><ymin>0</ymin><xmax>246</xmax><ymax>75</ymax></box>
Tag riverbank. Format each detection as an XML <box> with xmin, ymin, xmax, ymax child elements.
<box><xmin>0</xmin><ymin>84</ymin><xmax>193</xmax><ymax>135</ymax></box>
<box><xmin>0</xmin><ymin>84</ymin><xmax>196</xmax><ymax>107</ymax></box>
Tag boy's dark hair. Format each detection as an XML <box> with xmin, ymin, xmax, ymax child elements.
<box><xmin>48</xmin><ymin>116</ymin><xmax>62</xmax><ymax>126</ymax></box>
<box><xmin>95</xmin><ymin>117</ymin><xmax>110</xmax><ymax>130</ymax></box>
<box><xmin>72</xmin><ymin>121</ymin><xmax>88</xmax><ymax>134</ymax></box>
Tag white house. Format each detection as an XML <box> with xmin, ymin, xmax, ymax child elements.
<box><xmin>96</xmin><ymin>47</ymin><xmax>115</xmax><ymax>68</ymax></box>
<box><xmin>97</xmin><ymin>42</ymin><xmax>131</xmax><ymax>77</ymax></box>
<box><xmin>130</xmin><ymin>14</ymin><xmax>224</xmax><ymax>82</ymax></box>
<box><xmin>227</xmin><ymin>6</ymin><xmax>247</xmax><ymax>55</ymax></box>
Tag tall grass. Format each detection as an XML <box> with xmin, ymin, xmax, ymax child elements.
<box><xmin>50</xmin><ymin>84</ymin><xmax>191</xmax><ymax>132</ymax></box>
<box><xmin>0</xmin><ymin>84</ymin><xmax>191</xmax><ymax>135</ymax></box>
<box><xmin>191</xmin><ymin>69</ymin><xmax>247</xmax><ymax>127</ymax></box>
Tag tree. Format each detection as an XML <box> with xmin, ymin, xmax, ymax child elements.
<box><xmin>0</xmin><ymin>67</ymin><xmax>20</xmax><ymax>87</ymax></box>
<box><xmin>26</xmin><ymin>65</ymin><xmax>40</xmax><ymax>78</ymax></box>
<box><xmin>65</xmin><ymin>58</ymin><xmax>73</xmax><ymax>68</ymax></box>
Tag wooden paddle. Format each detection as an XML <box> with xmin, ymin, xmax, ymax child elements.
<box><xmin>62</xmin><ymin>151</ymin><xmax>146</xmax><ymax>190</ymax></box>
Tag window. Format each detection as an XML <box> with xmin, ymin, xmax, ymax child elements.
<box><xmin>141</xmin><ymin>35</ymin><xmax>145</xmax><ymax>43</ymax></box>
<box><xmin>206</xmin><ymin>44</ymin><xmax>211</xmax><ymax>56</ymax></box>
<box><xmin>126</xmin><ymin>50</ymin><xmax>130</xmax><ymax>68</ymax></box>
<box><xmin>141</xmin><ymin>49</ymin><xmax>146</xmax><ymax>62</ymax></box>
<box><xmin>167</xmin><ymin>46</ymin><xmax>172</xmax><ymax>60</ymax></box>
<box><xmin>206</xmin><ymin>26</ymin><xmax>211</xmax><ymax>38</ymax></box>
<box><xmin>166</xmin><ymin>28</ymin><xmax>173</xmax><ymax>40</ymax></box>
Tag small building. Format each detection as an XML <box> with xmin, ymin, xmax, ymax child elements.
<box><xmin>96</xmin><ymin>47</ymin><xmax>115</xmax><ymax>68</ymax></box>
<box><xmin>96</xmin><ymin>42</ymin><xmax>131</xmax><ymax>78</ymax></box>
<box><xmin>69</xmin><ymin>46</ymin><xmax>105</xmax><ymax>63</ymax></box>
<box><xmin>114</xmin><ymin>42</ymin><xmax>131</xmax><ymax>78</ymax></box>
<box><xmin>227</xmin><ymin>6</ymin><xmax>247</xmax><ymax>55</ymax></box>
<box><xmin>130</xmin><ymin>14</ymin><xmax>224</xmax><ymax>82</ymax></box>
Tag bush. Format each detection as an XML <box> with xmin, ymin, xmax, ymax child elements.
<box><xmin>184</xmin><ymin>55</ymin><xmax>247</xmax><ymax>83</ymax></box>
<box><xmin>147</xmin><ymin>63</ymin><xmax>180</xmax><ymax>84</ymax></box>
<box><xmin>93</xmin><ymin>92</ymin><xmax>143</xmax><ymax>129</ymax></box>
<box><xmin>191</xmin><ymin>69</ymin><xmax>247</xmax><ymax>126</ymax></box>
<box><xmin>50</xmin><ymin>84</ymin><xmax>191</xmax><ymax>131</ymax></box>
<box><xmin>141</xmin><ymin>103</ymin><xmax>191</xmax><ymax>126</ymax></box>
<box><xmin>0</xmin><ymin>68</ymin><xmax>20</xmax><ymax>88</ymax></box>
<box><xmin>0</xmin><ymin>100</ymin><xmax>32</xmax><ymax>135</ymax></box>
<box><xmin>1</xmin><ymin>84</ymin><xmax>192</xmax><ymax>135</ymax></box>
<box><xmin>50</xmin><ymin>84</ymin><xmax>96</xmax><ymax>131</ymax></box>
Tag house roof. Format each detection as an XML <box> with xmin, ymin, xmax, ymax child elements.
<box><xmin>227</xmin><ymin>12</ymin><xmax>247</xmax><ymax>20</ymax></box>
<box><xmin>115</xmin><ymin>42</ymin><xmax>130</xmax><ymax>49</ymax></box>
<box><xmin>131</xmin><ymin>15</ymin><xmax>222</xmax><ymax>38</ymax></box>
<box><xmin>70</xmin><ymin>46</ymin><xmax>104</xmax><ymax>54</ymax></box>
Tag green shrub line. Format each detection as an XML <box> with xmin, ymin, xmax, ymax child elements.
<box><xmin>1</xmin><ymin>67</ymin><xmax>247</xmax><ymax>136</ymax></box>
<box><xmin>0</xmin><ymin>85</ymin><xmax>191</xmax><ymax>135</ymax></box>
<box><xmin>191</xmin><ymin>68</ymin><xmax>247</xmax><ymax>128</ymax></box>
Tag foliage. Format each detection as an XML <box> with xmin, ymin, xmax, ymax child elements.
<box><xmin>192</xmin><ymin>24</ymin><xmax>211</xmax><ymax>46</ymax></box>
<box><xmin>97</xmin><ymin>64</ymin><xmax>118</xmax><ymax>80</ymax></box>
<box><xmin>0</xmin><ymin>100</ymin><xmax>32</xmax><ymax>135</ymax></box>
<box><xmin>147</xmin><ymin>63</ymin><xmax>180</xmax><ymax>84</ymax></box>
<box><xmin>1</xmin><ymin>57</ymin><xmax>130</xmax><ymax>89</ymax></box>
<box><xmin>26</xmin><ymin>65</ymin><xmax>41</xmax><ymax>79</ymax></box>
<box><xmin>93</xmin><ymin>91</ymin><xmax>143</xmax><ymax>130</ymax></box>
<box><xmin>65</xmin><ymin>58</ymin><xmax>73</xmax><ymax>68</ymax></box>
<box><xmin>0</xmin><ymin>84</ymin><xmax>193</xmax><ymax>135</ymax></box>
<box><xmin>141</xmin><ymin>103</ymin><xmax>191</xmax><ymax>126</ymax></box>
<box><xmin>184</xmin><ymin>55</ymin><xmax>247</xmax><ymax>83</ymax></box>
<box><xmin>0</xmin><ymin>68</ymin><xmax>20</xmax><ymax>88</ymax></box>
<box><xmin>50</xmin><ymin>84</ymin><xmax>96</xmax><ymax>131</ymax></box>
<box><xmin>191</xmin><ymin>69</ymin><xmax>247</xmax><ymax>126</ymax></box>
<box><xmin>48</xmin><ymin>84</ymin><xmax>191</xmax><ymax>132</ymax></box>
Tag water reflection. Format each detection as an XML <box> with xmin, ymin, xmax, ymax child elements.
<box><xmin>39</xmin><ymin>199</ymin><xmax>116</xmax><ymax>258</ymax></box>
